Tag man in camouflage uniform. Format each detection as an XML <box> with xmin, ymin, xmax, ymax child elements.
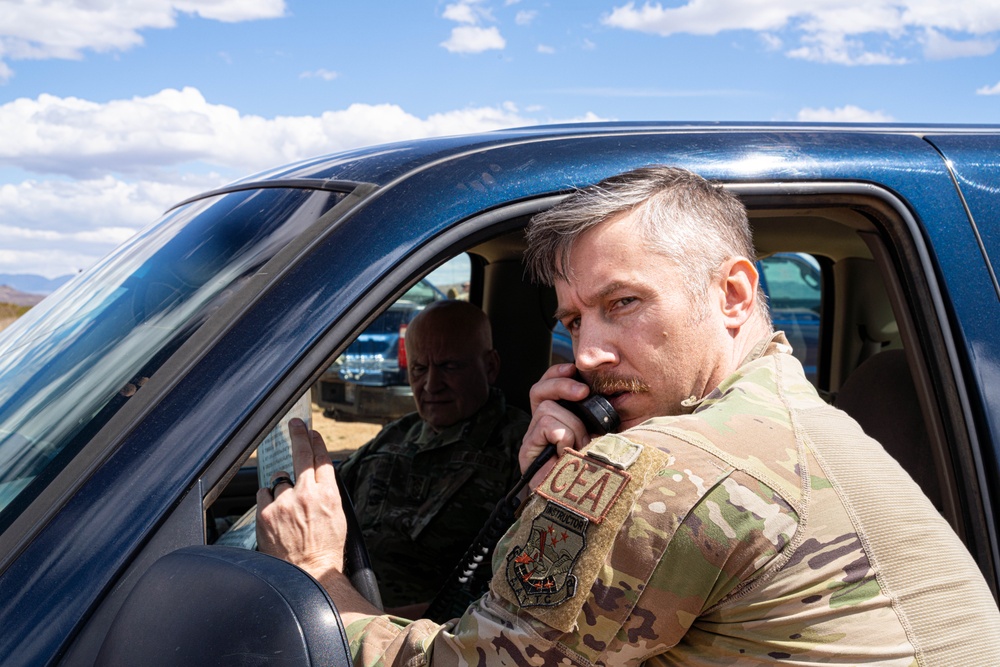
<box><xmin>337</xmin><ymin>299</ymin><xmax>529</xmax><ymax>609</ymax></box>
<box><xmin>258</xmin><ymin>166</ymin><xmax>1000</xmax><ymax>664</ymax></box>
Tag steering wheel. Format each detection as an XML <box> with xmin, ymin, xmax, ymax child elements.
<box><xmin>335</xmin><ymin>468</ymin><xmax>383</xmax><ymax>610</ymax></box>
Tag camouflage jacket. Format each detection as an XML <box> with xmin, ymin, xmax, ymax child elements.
<box><xmin>338</xmin><ymin>387</ymin><xmax>529</xmax><ymax>608</ymax></box>
<box><xmin>345</xmin><ymin>334</ymin><xmax>1000</xmax><ymax>665</ymax></box>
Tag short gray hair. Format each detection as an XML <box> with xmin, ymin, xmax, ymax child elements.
<box><xmin>525</xmin><ymin>166</ymin><xmax>768</xmax><ymax>320</ymax></box>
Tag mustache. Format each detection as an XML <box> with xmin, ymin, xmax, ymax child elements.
<box><xmin>586</xmin><ymin>373</ymin><xmax>650</xmax><ymax>395</ymax></box>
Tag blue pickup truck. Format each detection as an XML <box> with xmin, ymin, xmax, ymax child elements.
<box><xmin>0</xmin><ymin>123</ymin><xmax>997</xmax><ymax>664</ymax></box>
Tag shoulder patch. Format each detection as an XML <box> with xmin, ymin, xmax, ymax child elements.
<box><xmin>536</xmin><ymin>449</ymin><xmax>630</xmax><ymax>523</ymax></box>
<box><xmin>505</xmin><ymin>501</ymin><xmax>588</xmax><ymax>607</ymax></box>
<box><xmin>491</xmin><ymin>443</ymin><xmax>674</xmax><ymax>633</ymax></box>
<box><xmin>586</xmin><ymin>434</ymin><xmax>644</xmax><ymax>469</ymax></box>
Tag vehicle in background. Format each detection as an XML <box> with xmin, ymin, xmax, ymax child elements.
<box><xmin>758</xmin><ymin>252</ymin><xmax>822</xmax><ymax>383</ymax></box>
<box><xmin>312</xmin><ymin>278</ymin><xmax>445</xmax><ymax>423</ymax></box>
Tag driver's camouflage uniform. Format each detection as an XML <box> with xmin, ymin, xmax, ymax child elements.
<box><xmin>338</xmin><ymin>387</ymin><xmax>528</xmax><ymax>608</ymax></box>
<box><xmin>344</xmin><ymin>334</ymin><xmax>1000</xmax><ymax>665</ymax></box>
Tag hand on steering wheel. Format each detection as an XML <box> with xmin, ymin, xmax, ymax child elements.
<box><xmin>256</xmin><ymin>418</ymin><xmax>382</xmax><ymax>609</ymax></box>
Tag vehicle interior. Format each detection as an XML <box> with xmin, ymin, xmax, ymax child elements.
<box><xmin>205</xmin><ymin>186</ymin><xmax>994</xmax><ymax>607</ymax></box>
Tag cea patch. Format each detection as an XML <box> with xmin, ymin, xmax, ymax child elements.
<box><xmin>536</xmin><ymin>448</ymin><xmax>631</xmax><ymax>523</ymax></box>
<box><xmin>505</xmin><ymin>501</ymin><xmax>587</xmax><ymax>607</ymax></box>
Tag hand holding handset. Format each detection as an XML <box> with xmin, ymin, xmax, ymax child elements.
<box><xmin>422</xmin><ymin>384</ymin><xmax>620</xmax><ymax>622</ymax></box>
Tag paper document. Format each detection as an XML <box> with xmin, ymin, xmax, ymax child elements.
<box><xmin>215</xmin><ymin>393</ymin><xmax>312</xmax><ymax>550</ymax></box>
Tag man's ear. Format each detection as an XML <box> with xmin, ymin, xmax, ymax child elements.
<box><xmin>719</xmin><ymin>257</ymin><xmax>759</xmax><ymax>330</ymax></box>
<box><xmin>485</xmin><ymin>348</ymin><xmax>501</xmax><ymax>385</ymax></box>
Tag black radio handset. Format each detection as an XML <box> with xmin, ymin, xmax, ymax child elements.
<box><xmin>557</xmin><ymin>392</ymin><xmax>621</xmax><ymax>435</ymax></box>
<box><xmin>423</xmin><ymin>387</ymin><xmax>620</xmax><ymax>623</ymax></box>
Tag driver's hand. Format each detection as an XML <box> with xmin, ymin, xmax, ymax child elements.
<box><xmin>520</xmin><ymin>363</ymin><xmax>592</xmax><ymax>490</ymax></box>
<box><xmin>256</xmin><ymin>419</ymin><xmax>347</xmax><ymax>580</ymax></box>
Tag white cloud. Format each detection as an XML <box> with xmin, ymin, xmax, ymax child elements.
<box><xmin>441</xmin><ymin>25</ymin><xmax>506</xmax><ymax>53</ymax></box>
<box><xmin>976</xmin><ymin>81</ymin><xmax>1000</xmax><ymax>95</ymax></box>
<box><xmin>760</xmin><ymin>33</ymin><xmax>783</xmax><ymax>51</ymax></box>
<box><xmin>559</xmin><ymin>111</ymin><xmax>609</xmax><ymax>124</ymax></box>
<box><xmin>0</xmin><ymin>174</ymin><xmax>213</xmax><ymax>276</ymax></box>
<box><xmin>0</xmin><ymin>246</ymin><xmax>101</xmax><ymax>278</ymax></box>
<box><xmin>605</xmin><ymin>0</ymin><xmax>788</xmax><ymax>36</ymax></box>
<box><xmin>603</xmin><ymin>0</ymin><xmax>1000</xmax><ymax>65</ymax></box>
<box><xmin>443</xmin><ymin>2</ymin><xmax>479</xmax><ymax>24</ymax></box>
<box><xmin>0</xmin><ymin>0</ymin><xmax>285</xmax><ymax>79</ymax></box>
<box><xmin>921</xmin><ymin>29</ymin><xmax>997</xmax><ymax>59</ymax></box>
<box><xmin>440</xmin><ymin>0</ymin><xmax>505</xmax><ymax>53</ymax></box>
<box><xmin>796</xmin><ymin>105</ymin><xmax>895</xmax><ymax>122</ymax></box>
<box><xmin>582</xmin><ymin>38</ymin><xmax>597</xmax><ymax>50</ymax></box>
<box><xmin>0</xmin><ymin>88</ymin><xmax>545</xmax><ymax>178</ymax></box>
<box><xmin>442</xmin><ymin>0</ymin><xmax>494</xmax><ymax>25</ymax></box>
<box><xmin>300</xmin><ymin>68</ymin><xmax>339</xmax><ymax>81</ymax></box>
<box><xmin>172</xmin><ymin>0</ymin><xmax>286</xmax><ymax>22</ymax></box>
<box><xmin>537</xmin><ymin>44</ymin><xmax>555</xmax><ymax>54</ymax></box>
<box><xmin>0</xmin><ymin>87</ymin><xmax>611</xmax><ymax>277</ymax></box>
<box><xmin>516</xmin><ymin>10</ymin><xmax>538</xmax><ymax>25</ymax></box>
<box><xmin>786</xmin><ymin>33</ymin><xmax>908</xmax><ymax>65</ymax></box>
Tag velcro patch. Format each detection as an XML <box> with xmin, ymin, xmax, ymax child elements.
<box><xmin>586</xmin><ymin>434</ymin><xmax>644</xmax><ymax>469</ymax></box>
<box><xmin>536</xmin><ymin>449</ymin><xmax>630</xmax><ymax>524</ymax></box>
<box><xmin>505</xmin><ymin>501</ymin><xmax>588</xmax><ymax>608</ymax></box>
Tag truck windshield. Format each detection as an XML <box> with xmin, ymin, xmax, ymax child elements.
<box><xmin>0</xmin><ymin>187</ymin><xmax>346</xmax><ymax>531</ymax></box>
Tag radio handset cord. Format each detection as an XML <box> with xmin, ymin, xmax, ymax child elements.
<box><xmin>422</xmin><ymin>394</ymin><xmax>619</xmax><ymax>623</ymax></box>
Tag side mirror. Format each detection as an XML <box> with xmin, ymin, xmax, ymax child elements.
<box><xmin>96</xmin><ymin>545</ymin><xmax>351</xmax><ymax>666</ymax></box>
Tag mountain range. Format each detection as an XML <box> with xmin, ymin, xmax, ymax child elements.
<box><xmin>0</xmin><ymin>273</ymin><xmax>73</xmax><ymax>296</ymax></box>
<box><xmin>0</xmin><ymin>285</ymin><xmax>45</xmax><ymax>307</ymax></box>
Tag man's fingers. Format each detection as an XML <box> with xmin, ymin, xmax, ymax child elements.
<box><xmin>256</xmin><ymin>486</ymin><xmax>273</xmax><ymax>510</ymax></box>
<box><xmin>528</xmin><ymin>365</ymin><xmax>589</xmax><ymax>411</ymax></box>
<box><xmin>270</xmin><ymin>472</ymin><xmax>295</xmax><ymax>496</ymax></box>
<box><xmin>519</xmin><ymin>403</ymin><xmax>590</xmax><ymax>475</ymax></box>
<box><xmin>309</xmin><ymin>428</ymin><xmax>336</xmax><ymax>484</ymax></box>
<box><xmin>289</xmin><ymin>418</ymin><xmax>315</xmax><ymax>482</ymax></box>
<box><xmin>544</xmin><ymin>400</ymin><xmax>591</xmax><ymax>448</ymax></box>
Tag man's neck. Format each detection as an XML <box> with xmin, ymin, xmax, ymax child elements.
<box><xmin>722</xmin><ymin>318</ymin><xmax>776</xmax><ymax>385</ymax></box>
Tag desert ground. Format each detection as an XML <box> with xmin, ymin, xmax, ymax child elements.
<box><xmin>311</xmin><ymin>403</ymin><xmax>382</xmax><ymax>461</ymax></box>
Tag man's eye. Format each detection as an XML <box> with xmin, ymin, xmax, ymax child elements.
<box><xmin>411</xmin><ymin>365</ymin><xmax>427</xmax><ymax>375</ymax></box>
<box><xmin>565</xmin><ymin>317</ymin><xmax>581</xmax><ymax>333</ymax></box>
<box><xmin>615</xmin><ymin>297</ymin><xmax>636</xmax><ymax>309</ymax></box>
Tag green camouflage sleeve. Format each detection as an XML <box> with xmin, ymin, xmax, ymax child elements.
<box><xmin>342</xmin><ymin>435</ymin><xmax>800</xmax><ymax>665</ymax></box>
<box><xmin>628</xmin><ymin>469</ymin><xmax>799</xmax><ymax>649</ymax></box>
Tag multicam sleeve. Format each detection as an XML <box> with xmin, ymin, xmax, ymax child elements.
<box><xmin>342</xmin><ymin>445</ymin><xmax>799</xmax><ymax>665</ymax></box>
<box><xmin>626</xmin><ymin>469</ymin><xmax>800</xmax><ymax>649</ymax></box>
<box><xmin>345</xmin><ymin>615</ymin><xmax>441</xmax><ymax>667</ymax></box>
<box><xmin>344</xmin><ymin>596</ymin><xmax>544</xmax><ymax>666</ymax></box>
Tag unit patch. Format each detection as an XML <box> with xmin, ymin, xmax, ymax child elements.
<box><xmin>536</xmin><ymin>448</ymin><xmax>630</xmax><ymax>523</ymax></box>
<box><xmin>505</xmin><ymin>501</ymin><xmax>587</xmax><ymax>607</ymax></box>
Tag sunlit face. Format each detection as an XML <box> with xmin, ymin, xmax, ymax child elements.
<box><xmin>554</xmin><ymin>211</ymin><xmax>730</xmax><ymax>430</ymax></box>
<box><xmin>406</xmin><ymin>318</ymin><xmax>499</xmax><ymax>431</ymax></box>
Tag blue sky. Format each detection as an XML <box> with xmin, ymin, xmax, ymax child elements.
<box><xmin>2</xmin><ymin>0</ymin><xmax>1000</xmax><ymax>281</ymax></box>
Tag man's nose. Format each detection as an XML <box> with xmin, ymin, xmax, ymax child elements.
<box><xmin>424</xmin><ymin>364</ymin><xmax>445</xmax><ymax>391</ymax></box>
<box><xmin>573</xmin><ymin>324</ymin><xmax>618</xmax><ymax>370</ymax></box>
